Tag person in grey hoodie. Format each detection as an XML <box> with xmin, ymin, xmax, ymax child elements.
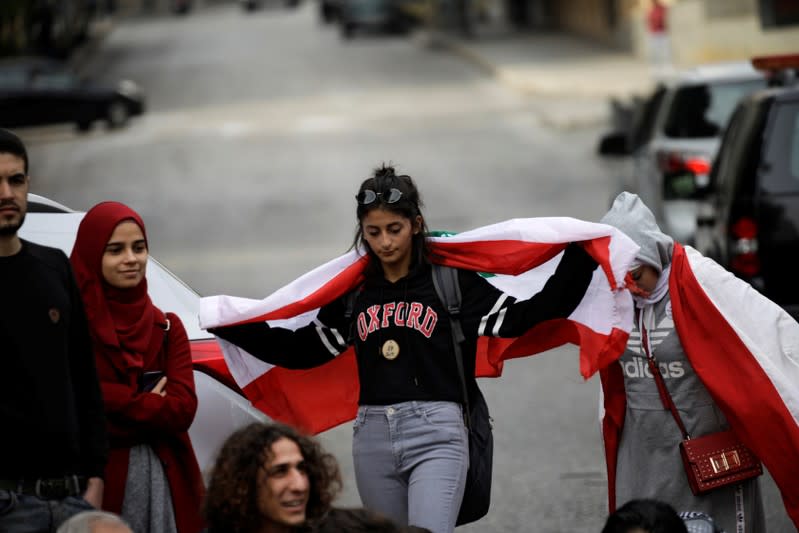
<box><xmin>598</xmin><ymin>192</ymin><xmax>766</xmax><ymax>533</ymax></box>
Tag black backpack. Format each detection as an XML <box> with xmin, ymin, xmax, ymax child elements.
<box><xmin>344</xmin><ymin>264</ymin><xmax>494</xmax><ymax>526</ymax></box>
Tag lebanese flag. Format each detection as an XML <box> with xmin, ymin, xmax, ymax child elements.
<box><xmin>600</xmin><ymin>243</ymin><xmax>799</xmax><ymax>528</ymax></box>
<box><xmin>200</xmin><ymin>217</ymin><xmax>639</xmax><ymax>435</ymax></box>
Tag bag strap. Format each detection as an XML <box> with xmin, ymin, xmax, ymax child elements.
<box><xmin>344</xmin><ymin>290</ymin><xmax>358</xmax><ymax>320</ymax></box>
<box><xmin>431</xmin><ymin>264</ymin><xmax>472</xmax><ymax>429</ymax></box>
<box><xmin>343</xmin><ymin>288</ymin><xmax>360</xmax><ymax>345</ymax></box>
<box><xmin>639</xmin><ymin>310</ymin><xmax>690</xmax><ymax>439</ymax></box>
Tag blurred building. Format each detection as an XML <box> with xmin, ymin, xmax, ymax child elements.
<box><xmin>0</xmin><ymin>0</ymin><xmax>92</xmax><ymax>58</ymax></box>
<box><xmin>516</xmin><ymin>0</ymin><xmax>799</xmax><ymax>65</ymax></box>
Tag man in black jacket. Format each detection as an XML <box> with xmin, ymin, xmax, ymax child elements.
<box><xmin>0</xmin><ymin>128</ymin><xmax>108</xmax><ymax>533</ymax></box>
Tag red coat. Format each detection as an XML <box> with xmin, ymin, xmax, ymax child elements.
<box><xmin>95</xmin><ymin>313</ymin><xmax>205</xmax><ymax>533</ymax></box>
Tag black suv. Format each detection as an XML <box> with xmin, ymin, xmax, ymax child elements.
<box><xmin>697</xmin><ymin>54</ymin><xmax>799</xmax><ymax>319</ymax></box>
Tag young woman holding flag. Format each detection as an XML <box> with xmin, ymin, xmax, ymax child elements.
<box><xmin>208</xmin><ymin>165</ymin><xmax>599</xmax><ymax>533</ymax></box>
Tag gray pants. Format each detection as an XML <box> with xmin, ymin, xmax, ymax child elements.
<box><xmin>352</xmin><ymin>401</ymin><xmax>468</xmax><ymax>533</ymax></box>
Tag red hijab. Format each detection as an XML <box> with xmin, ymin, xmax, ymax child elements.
<box><xmin>70</xmin><ymin>202</ymin><xmax>166</xmax><ymax>377</ymax></box>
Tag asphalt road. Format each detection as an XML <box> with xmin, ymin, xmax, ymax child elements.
<box><xmin>16</xmin><ymin>1</ymin><xmax>793</xmax><ymax>531</ymax></box>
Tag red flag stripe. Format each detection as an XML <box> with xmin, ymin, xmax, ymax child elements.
<box><xmin>479</xmin><ymin>318</ymin><xmax>629</xmax><ymax>378</ymax></box>
<box><xmin>242</xmin><ymin>348</ymin><xmax>360</xmax><ymax>434</ymax></box>
<box><xmin>670</xmin><ymin>244</ymin><xmax>799</xmax><ymax>527</ymax></box>
<box><xmin>236</xmin><ymin>256</ymin><xmax>368</xmax><ymax>325</ymax></box>
<box><xmin>431</xmin><ymin>240</ymin><xmax>566</xmax><ymax>275</ymax></box>
<box><xmin>599</xmin><ymin>363</ymin><xmax>626</xmax><ymax>513</ymax></box>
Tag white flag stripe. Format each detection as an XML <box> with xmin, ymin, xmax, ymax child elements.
<box><xmin>484</xmin><ymin>249</ymin><xmax>631</xmax><ymax>337</ymax></box>
<box><xmin>685</xmin><ymin>246</ymin><xmax>799</xmax><ymax>427</ymax></box>
<box><xmin>200</xmin><ymin>250</ymin><xmax>363</xmax><ymax>328</ymax></box>
<box><xmin>429</xmin><ymin>217</ymin><xmax>625</xmax><ymax>246</ymax></box>
<box><xmin>268</xmin><ymin>310</ymin><xmax>321</xmax><ymax>331</ymax></box>
<box><xmin>216</xmin><ymin>337</ymin><xmax>274</xmax><ymax>387</ymax></box>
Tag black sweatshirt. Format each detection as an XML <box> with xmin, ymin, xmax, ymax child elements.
<box><xmin>212</xmin><ymin>243</ymin><xmax>597</xmax><ymax>406</ymax></box>
<box><xmin>0</xmin><ymin>240</ymin><xmax>108</xmax><ymax>478</ymax></box>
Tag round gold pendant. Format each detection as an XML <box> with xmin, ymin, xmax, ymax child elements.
<box><xmin>381</xmin><ymin>339</ymin><xmax>400</xmax><ymax>360</ymax></box>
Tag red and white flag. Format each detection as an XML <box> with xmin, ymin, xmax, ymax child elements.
<box><xmin>200</xmin><ymin>217</ymin><xmax>639</xmax><ymax>434</ymax></box>
<box><xmin>601</xmin><ymin>243</ymin><xmax>799</xmax><ymax>527</ymax></box>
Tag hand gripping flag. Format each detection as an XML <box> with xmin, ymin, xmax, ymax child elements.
<box><xmin>200</xmin><ymin>217</ymin><xmax>639</xmax><ymax>435</ymax></box>
<box><xmin>600</xmin><ymin>244</ymin><xmax>799</xmax><ymax>528</ymax></box>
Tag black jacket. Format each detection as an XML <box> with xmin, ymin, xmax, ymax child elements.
<box><xmin>0</xmin><ymin>240</ymin><xmax>108</xmax><ymax>478</ymax></box>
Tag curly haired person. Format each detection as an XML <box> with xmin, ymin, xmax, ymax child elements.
<box><xmin>203</xmin><ymin>423</ymin><xmax>342</xmax><ymax>533</ymax></box>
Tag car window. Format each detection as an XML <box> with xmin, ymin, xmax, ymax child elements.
<box><xmin>710</xmin><ymin>98</ymin><xmax>768</xmax><ymax>212</ymax></box>
<box><xmin>30</xmin><ymin>72</ymin><xmax>79</xmax><ymax>90</ymax></box>
<box><xmin>712</xmin><ymin>106</ymin><xmax>748</xmax><ymax>193</ymax></box>
<box><xmin>664</xmin><ymin>79</ymin><xmax>766</xmax><ymax>139</ymax></box>
<box><xmin>0</xmin><ymin>69</ymin><xmax>29</xmax><ymax>89</ymax></box>
<box><xmin>760</xmin><ymin>100</ymin><xmax>799</xmax><ymax>194</ymax></box>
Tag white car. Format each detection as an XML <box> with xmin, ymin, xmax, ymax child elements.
<box><xmin>20</xmin><ymin>194</ymin><xmax>268</xmax><ymax>479</ymax></box>
<box><xmin>600</xmin><ymin>62</ymin><xmax>767</xmax><ymax>244</ymax></box>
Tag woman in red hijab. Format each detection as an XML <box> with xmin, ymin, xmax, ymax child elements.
<box><xmin>70</xmin><ymin>201</ymin><xmax>204</xmax><ymax>533</ymax></box>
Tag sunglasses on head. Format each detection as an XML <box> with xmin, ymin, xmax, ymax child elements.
<box><xmin>356</xmin><ymin>188</ymin><xmax>403</xmax><ymax>205</ymax></box>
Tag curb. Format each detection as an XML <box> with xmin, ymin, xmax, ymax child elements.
<box><xmin>429</xmin><ymin>33</ymin><xmax>609</xmax><ymax>129</ymax></box>
<box><xmin>428</xmin><ymin>32</ymin><xmax>501</xmax><ymax>78</ymax></box>
<box><xmin>435</xmin><ymin>31</ymin><xmax>649</xmax><ymax>99</ymax></box>
<box><xmin>427</xmin><ymin>32</ymin><xmax>656</xmax><ymax>129</ymax></box>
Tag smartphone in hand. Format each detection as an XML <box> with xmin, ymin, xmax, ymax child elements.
<box><xmin>139</xmin><ymin>371</ymin><xmax>165</xmax><ymax>392</ymax></box>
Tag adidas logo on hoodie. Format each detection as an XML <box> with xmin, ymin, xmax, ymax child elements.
<box><xmin>621</xmin><ymin>357</ymin><xmax>685</xmax><ymax>379</ymax></box>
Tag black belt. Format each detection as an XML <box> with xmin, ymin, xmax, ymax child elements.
<box><xmin>0</xmin><ymin>475</ymin><xmax>87</xmax><ymax>500</ymax></box>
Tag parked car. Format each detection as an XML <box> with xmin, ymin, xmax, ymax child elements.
<box><xmin>337</xmin><ymin>0</ymin><xmax>417</xmax><ymax>38</ymax></box>
<box><xmin>695</xmin><ymin>54</ymin><xmax>799</xmax><ymax>320</ymax></box>
<box><xmin>240</xmin><ymin>0</ymin><xmax>300</xmax><ymax>10</ymax></box>
<box><xmin>19</xmin><ymin>193</ymin><xmax>268</xmax><ymax>476</ymax></box>
<box><xmin>319</xmin><ymin>0</ymin><xmax>343</xmax><ymax>22</ymax></box>
<box><xmin>171</xmin><ymin>0</ymin><xmax>195</xmax><ymax>14</ymax></box>
<box><xmin>0</xmin><ymin>56</ymin><xmax>145</xmax><ymax>132</ymax></box>
<box><xmin>599</xmin><ymin>62</ymin><xmax>767</xmax><ymax>245</ymax></box>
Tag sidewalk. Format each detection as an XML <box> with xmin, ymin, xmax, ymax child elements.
<box><xmin>426</xmin><ymin>28</ymin><xmax>657</xmax><ymax>128</ymax></box>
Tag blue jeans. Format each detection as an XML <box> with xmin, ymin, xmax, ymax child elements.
<box><xmin>0</xmin><ymin>490</ymin><xmax>95</xmax><ymax>533</ymax></box>
<box><xmin>352</xmin><ymin>401</ymin><xmax>468</xmax><ymax>533</ymax></box>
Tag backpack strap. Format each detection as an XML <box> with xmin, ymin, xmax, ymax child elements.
<box><xmin>343</xmin><ymin>288</ymin><xmax>361</xmax><ymax>344</ymax></box>
<box><xmin>431</xmin><ymin>264</ymin><xmax>472</xmax><ymax>429</ymax></box>
<box><xmin>343</xmin><ymin>290</ymin><xmax>358</xmax><ymax>320</ymax></box>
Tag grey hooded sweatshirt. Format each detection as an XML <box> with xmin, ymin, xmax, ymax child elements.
<box><xmin>600</xmin><ymin>192</ymin><xmax>765</xmax><ymax>533</ymax></box>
